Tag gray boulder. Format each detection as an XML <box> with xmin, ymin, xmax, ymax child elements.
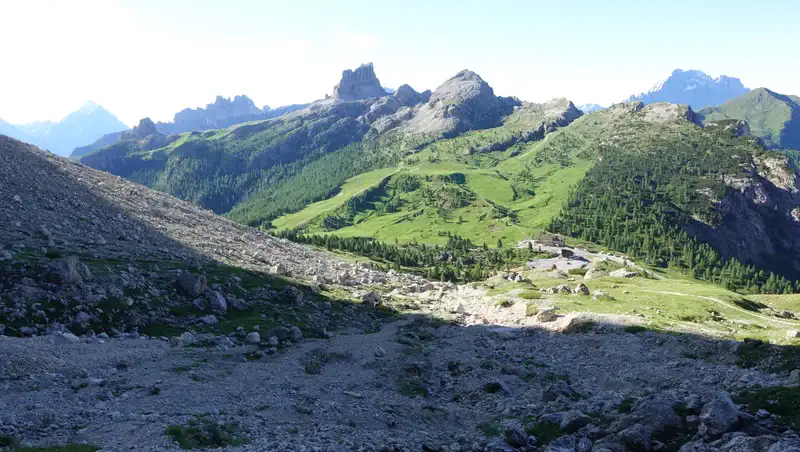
<box><xmin>48</xmin><ymin>256</ymin><xmax>92</xmax><ymax>285</ymax></box>
<box><xmin>361</xmin><ymin>291</ymin><xmax>382</xmax><ymax>306</ymax></box>
<box><xmin>246</xmin><ymin>332</ymin><xmax>261</xmax><ymax>344</ymax></box>
<box><xmin>176</xmin><ymin>273</ymin><xmax>207</xmax><ymax>297</ymax></box>
<box><xmin>53</xmin><ymin>332</ymin><xmax>80</xmax><ymax>344</ymax></box>
<box><xmin>536</xmin><ymin>308</ymin><xmax>558</xmax><ymax>322</ymax></box>
<box><xmin>545</xmin><ymin>435</ymin><xmax>576</xmax><ymax>452</ymax></box>
<box><xmin>207</xmin><ymin>291</ymin><xmax>228</xmax><ymax>313</ymax></box>
<box><xmin>609</xmin><ymin>268</ymin><xmax>639</xmax><ymax>278</ymax></box>
<box><xmin>698</xmin><ymin>392</ymin><xmax>740</xmax><ymax>438</ymax></box>
<box><xmin>560</xmin><ymin>410</ymin><xmax>592</xmax><ymax>433</ymax></box>
<box><xmin>619</xmin><ymin>423</ymin><xmax>652</xmax><ymax>450</ymax></box>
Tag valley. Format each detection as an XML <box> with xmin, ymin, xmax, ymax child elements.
<box><xmin>2</xmin><ymin>60</ymin><xmax>800</xmax><ymax>452</ymax></box>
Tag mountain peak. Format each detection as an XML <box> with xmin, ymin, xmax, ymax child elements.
<box><xmin>332</xmin><ymin>63</ymin><xmax>386</xmax><ymax>101</ymax></box>
<box><xmin>75</xmin><ymin>100</ymin><xmax>105</xmax><ymax>115</ymax></box>
<box><xmin>630</xmin><ymin>69</ymin><xmax>749</xmax><ymax>110</ymax></box>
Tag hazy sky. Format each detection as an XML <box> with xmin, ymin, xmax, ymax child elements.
<box><xmin>1</xmin><ymin>0</ymin><xmax>798</xmax><ymax>126</ymax></box>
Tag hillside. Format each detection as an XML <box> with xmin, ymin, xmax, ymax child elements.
<box><xmin>4</xmin><ymin>136</ymin><xmax>800</xmax><ymax>452</ymax></box>
<box><xmin>697</xmin><ymin>88</ymin><xmax>800</xmax><ymax>150</ymax></box>
<box><xmin>78</xmin><ymin>65</ymin><xmax>542</xmax><ymax>226</ymax></box>
<box><xmin>73</xmin><ymin>63</ymin><xmax>800</xmax><ymax>294</ymax></box>
<box><xmin>0</xmin><ymin>118</ymin><xmax>34</xmax><ymax>143</ymax></box>
<box><xmin>629</xmin><ymin>69</ymin><xmax>749</xmax><ymax>110</ymax></box>
<box><xmin>273</xmin><ymin>101</ymin><xmax>800</xmax><ymax>292</ymax></box>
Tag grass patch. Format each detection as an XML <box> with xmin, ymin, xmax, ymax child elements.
<box><xmin>734</xmin><ymin>386</ymin><xmax>800</xmax><ymax>429</ymax></box>
<box><xmin>398</xmin><ymin>379</ymin><xmax>429</xmax><ymax>397</ymax></box>
<box><xmin>519</xmin><ymin>290</ymin><xmax>542</xmax><ymax>300</ymax></box>
<box><xmin>165</xmin><ymin>417</ymin><xmax>245</xmax><ymax>449</ymax></box>
<box><xmin>496</xmin><ymin>299</ymin><xmax>515</xmax><ymax>308</ymax></box>
<box><xmin>525</xmin><ymin>422</ymin><xmax>562</xmax><ymax>445</ymax></box>
<box><xmin>525</xmin><ymin>302</ymin><xmax>539</xmax><ymax>317</ymax></box>
<box><xmin>736</xmin><ymin>340</ymin><xmax>800</xmax><ymax>372</ymax></box>
<box><xmin>618</xmin><ymin>397</ymin><xmax>636</xmax><ymax>413</ymax></box>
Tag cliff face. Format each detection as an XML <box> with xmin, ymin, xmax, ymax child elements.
<box><xmin>688</xmin><ymin>153</ymin><xmax>800</xmax><ymax>277</ymax></box>
<box><xmin>331</xmin><ymin>63</ymin><xmax>387</xmax><ymax>101</ymax></box>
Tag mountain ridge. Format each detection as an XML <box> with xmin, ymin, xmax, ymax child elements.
<box><xmin>697</xmin><ymin>87</ymin><xmax>800</xmax><ymax>150</ymax></box>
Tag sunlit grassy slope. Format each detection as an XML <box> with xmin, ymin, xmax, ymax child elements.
<box><xmin>271</xmin><ymin>129</ymin><xmax>593</xmax><ymax>247</ymax></box>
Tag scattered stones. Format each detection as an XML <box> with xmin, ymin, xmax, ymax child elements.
<box><xmin>542</xmin><ymin>383</ymin><xmax>581</xmax><ymax>402</ymax></box>
<box><xmin>545</xmin><ymin>435</ymin><xmax>577</xmax><ymax>452</ymax></box>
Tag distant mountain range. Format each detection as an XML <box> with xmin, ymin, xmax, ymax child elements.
<box><xmin>628</xmin><ymin>69</ymin><xmax>750</xmax><ymax>110</ymax></box>
<box><xmin>2</xmin><ymin>102</ymin><xmax>129</xmax><ymax>157</ymax></box>
<box><xmin>71</xmin><ymin>96</ymin><xmax>309</xmax><ymax>158</ymax></box>
<box><xmin>576</xmin><ymin>104</ymin><xmax>605</xmax><ymax>114</ymax></box>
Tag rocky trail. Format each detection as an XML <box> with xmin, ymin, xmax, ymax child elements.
<box><xmin>3</xmin><ymin>305</ymin><xmax>799</xmax><ymax>452</ymax></box>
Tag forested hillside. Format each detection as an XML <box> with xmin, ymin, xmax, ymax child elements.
<box><xmin>75</xmin><ymin>63</ymin><xmax>800</xmax><ymax>293</ymax></box>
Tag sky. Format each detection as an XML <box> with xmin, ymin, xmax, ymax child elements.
<box><xmin>1</xmin><ymin>0</ymin><xmax>799</xmax><ymax>126</ymax></box>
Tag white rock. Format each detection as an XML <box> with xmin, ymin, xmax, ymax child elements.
<box><xmin>179</xmin><ymin>331</ymin><xmax>196</xmax><ymax>346</ymax></box>
<box><xmin>786</xmin><ymin>329</ymin><xmax>800</xmax><ymax>340</ymax></box>
<box><xmin>53</xmin><ymin>332</ymin><xmax>80</xmax><ymax>344</ymax></box>
<box><xmin>246</xmin><ymin>332</ymin><xmax>261</xmax><ymax>344</ymax></box>
<box><xmin>271</xmin><ymin>263</ymin><xmax>289</xmax><ymax>275</ymax></box>
<box><xmin>610</xmin><ymin>268</ymin><xmax>639</xmax><ymax>278</ymax></box>
<box><xmin>200</xmin><ymin>315</ymin><xmax>218</xmax><ymax>325</ymax></box>
<box><xmin>169</xmin><ymin>336</ymin><xmax>184</xmax><ymax>347</ymax></box>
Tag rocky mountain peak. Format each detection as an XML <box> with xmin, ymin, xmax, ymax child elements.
<box><xmin>124</xmin><ymin>117</ymin><xmax>159</xmax><ymax>140</ymax></box>
<box><xmin>332</xmin><ymin>63</ymin><xmax>386</xmax><ymax>101</ymax></box>
<box><xmin>402</xmin><ymin>69</ymin><xmax>520</xmax><ymax>136</ymax></box>
<box><xmin>629</xmin><ymin>69</ymin><xmax>749</xmax><ymax>110</ymax></box>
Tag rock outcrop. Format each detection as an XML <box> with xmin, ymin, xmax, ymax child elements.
<box><xmin>331</xmin><ymin>63</ymin><xmax>387</xmax><ymax>101</ymax></box>
<box><xmin>401</xmin><ymin>69</ymin><xmax>521</xmax><ymax>136</ymax></box>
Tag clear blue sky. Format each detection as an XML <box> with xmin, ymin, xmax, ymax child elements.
<box><xmin>2</xmin><ymin>0</ymin><xmax>798</xmax><ymax>125</ymax></box>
